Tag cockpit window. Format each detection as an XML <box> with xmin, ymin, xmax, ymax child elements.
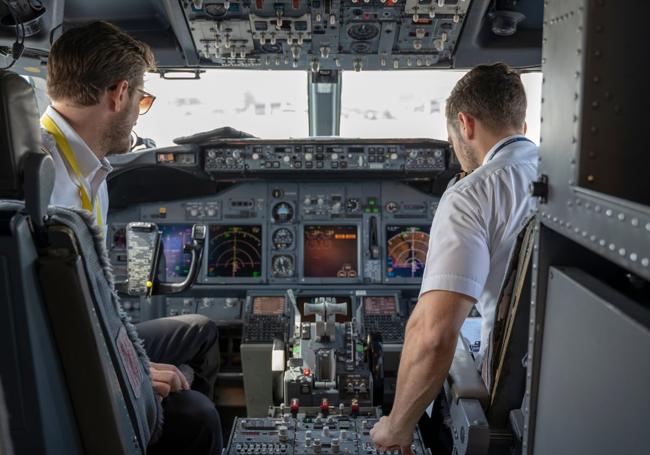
<box><xmin>135</xmin><ymin>71</ymin><xmax>308</xmax><ymax>147</ymax></box>
<box><xmin>340</xmin><ymin>71</ymin><xmax>542</xmax><ymax>143</ymax></box>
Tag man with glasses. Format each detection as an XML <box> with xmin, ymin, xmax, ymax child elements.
<box><xmin>42</xmin><ymin>21</ymin><xmax>222</xmax><ymax>454</ymax></box>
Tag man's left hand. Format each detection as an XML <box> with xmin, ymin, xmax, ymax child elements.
<box><xmin>370</xmin><ymin>416</ymin><xmax>414</xmax><ymax>455</ymax></box>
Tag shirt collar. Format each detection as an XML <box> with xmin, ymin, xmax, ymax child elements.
<box><xmin>44</xmin><ymin>106</ymin><xmax>113</xmax><ymax>177</ymax></box>
<box><xmin>481</xmin><ymin>134</ymin><xmax>529</xmax><ymax>166</ymax></box>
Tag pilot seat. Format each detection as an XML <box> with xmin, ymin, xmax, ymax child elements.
<box><xmin>0</xmin><ymin>70</ymin><xmax>161</xmax><ymax>454</ymax></box>
<box><xmin>442</xmin><ymin>219</ymin><xmax>536</xmax><ymax>455</ymax></box>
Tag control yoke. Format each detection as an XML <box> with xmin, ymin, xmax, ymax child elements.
<box><xmin>115</xmin><ymin>222</ymin><xmax>206</xmax><ymax>296</ymax></box>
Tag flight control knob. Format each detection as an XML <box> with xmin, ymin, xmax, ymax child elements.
<box><xmin>323</xmin><ymin>426</ymin><xmax>330</xmax><ymax>437</ymax></box>
<box><xmin>232</xmin><ymin>150</ymin><xmax>241</xmax><ymax>159</ymax></box>
<box><xmin>305</xmin><ymin>152</ymin><xmax>313</xmax><ymax>161</ymax></box>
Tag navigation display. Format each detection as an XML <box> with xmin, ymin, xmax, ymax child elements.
<box><xmin>207</xmin><ymin>225</ymin><xmax>263</xmax><ymax>278</ymax></box>
<box><xmin>252</xmin><ymin>296</ymin><xmax>285</xmax><ymax>315</ymax></box>
<box><xmin>303</xmin><ymin>225</ymin><xmax>358</xmax><ymax>278</ymax></box>
<box><xmin>159</xmin><ymin>224</ymin><xmax>193</xmax><ymax>279</ymax></box>
<box><xmin>364</xmin><ymin>296</ymin><xmax>397</xmax><ymax>315</ymax></box>
<box><xmin>386</xmin><ymin>225</ymin><xmax>430</xmax><ymax>279</ymax></box>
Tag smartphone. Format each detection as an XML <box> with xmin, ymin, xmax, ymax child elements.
<box><xmin>126</xmin><ymin>222</ymin><xmax>161</xmax><ymax>296</ymax></box>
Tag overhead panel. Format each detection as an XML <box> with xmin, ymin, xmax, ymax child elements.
<box><xmin>183</xmin><ymin>0</ymin><xmax>472</xmax><ymax>71</ymax></box>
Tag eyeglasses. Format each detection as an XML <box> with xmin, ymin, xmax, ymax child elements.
<box><xmin>136</xmin><ymin>88</ymin><xmax>156</xmax><ymax>115</ymax></box>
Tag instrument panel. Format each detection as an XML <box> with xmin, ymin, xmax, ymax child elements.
<box><xmin>108</xmin><ymin>180</ymin><xmax>438</xmax><ymax>287</ymax></box>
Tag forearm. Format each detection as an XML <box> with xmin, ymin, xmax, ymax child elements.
<box><xmin>388</xmin><ymin>322</ymin><xmax>456</xmax><ymax>433</ymax></box>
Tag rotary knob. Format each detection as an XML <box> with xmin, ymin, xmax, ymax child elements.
<box><xmin>232</xmin><ymin>150</ymin><xmax>241</xmax><ymax>159</ymax></box>
<box><xmin>252</xmin><ymin>153</ymin><xmax>260</xmax><ymax>160</ymax></box>
<box><xmin>305</xmin><ymin>152</ymin><xmax>313</xmax><ymax>161</ymax></box>
<box><xmin>283</xmin><ymin>155</ymin><xmax>291</xmax><ymax>163</ymax></box>
<box><xmin>278</xmin><ymin>426</ymin><xmax>288</xmax><ymax>442</ymax></box>
<box><xmin>331</xmin><ymin>153</ymin><xmax>338</xmax><ymax>160</ymax></box>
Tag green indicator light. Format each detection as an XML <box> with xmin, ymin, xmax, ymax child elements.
<box><xmin>253</xmin><ymin>272</ymin><xmax>261</xmax><ymax>277</ymax></box>
<box><xmin>364</xmin><ymin>208</ymin><xmax>370</xmax><ymax>213</ymax></box>
<box><xmin>373</xmin><ymin>208</ymin><xmax>379</xmax><ymax>213</ymax></box>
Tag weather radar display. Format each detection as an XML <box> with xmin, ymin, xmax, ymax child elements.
<box><xmin>208</xmin><ymin>225</ymin><xmax>263</xmax><ymax>278</ymax></box>
<box><xmin>385</xmin><ymin>225</ymin><xmax>430</xmax><ymax>278</ymax></box>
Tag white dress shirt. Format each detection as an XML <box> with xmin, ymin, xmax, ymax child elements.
<box><xmin>419</xmin><ymin>135</ymin><xmax>539</xmax><ymax>363</ymax></box>
<box><xmin>43</xmin><ymin>106</ymin><xmax>112</xmax><ymax>237</ymax></box>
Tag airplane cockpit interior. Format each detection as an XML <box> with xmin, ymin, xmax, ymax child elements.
<box><xmin>0</xmin><ymin>0</ymin><xmax>648</xmax><ymax>454</ymax></box>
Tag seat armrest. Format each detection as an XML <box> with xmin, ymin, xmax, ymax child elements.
<box><xmin>447</xmin><ymin>338</ymin><xmax>489</xmax><ymax>408</ymax></box>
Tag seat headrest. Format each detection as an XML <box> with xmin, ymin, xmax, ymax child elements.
<box><xmin>0</xmin><ymin>70</ymin><xmax>42</xmax><ymax>199</ymax></box>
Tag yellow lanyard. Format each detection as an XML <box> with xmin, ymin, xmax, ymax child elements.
<box><xmin>41</xmin><ymin>114</ymin><xmax>104</xmax><ymax>227</ymax></box>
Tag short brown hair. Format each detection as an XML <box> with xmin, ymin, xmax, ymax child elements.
<box><xmin>445</xmin><ymin>63</ymin><xmax>526</xmax><ymax>133</ymax></box>
<box><xmin>47</xmin><ymin>21</ymin><xmax>155</xmax><ymax>106</ymax></box>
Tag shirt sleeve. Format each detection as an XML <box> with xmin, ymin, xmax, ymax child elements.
<box><xmin>419</xmin><ymin>189</ymin><xmax>490</xmax><ymax>301</ymax></box>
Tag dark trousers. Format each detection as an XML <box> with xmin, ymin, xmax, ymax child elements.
<box><xmin>136</xmin><ymin>314</ymin><xmax>223</xmax><ymax>455</ymax></box>
<box><xmin>136</xmin><ymin>314</ymin><xmax>220</xmax><ymax>399</ymax></box>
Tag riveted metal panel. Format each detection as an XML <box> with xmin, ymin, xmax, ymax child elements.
<box><xmin>537</xmin><ymin>0</ymin><xmax>650</xmax><ymax>281</ymax></box>
<box><xmin>532</xmin><ymin>267</ymin><xmax>650</xmax><ymax>455</ymax></box>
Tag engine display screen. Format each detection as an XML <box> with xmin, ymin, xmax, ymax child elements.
<box><xmin>364</xmin><ymin>296</ymin><xmax>397</xmax><ymax>315</ymax></box>
<box><xmin>386</xmin><ymin>225</ymin><xmax>430</xmax><ymax>279</ymax></box>
<box><xmin>207</xmin><ymin>225</ymin><xmax>263</xmax><ymax>278</ymax></box>
<box><xmin>159</xmin><ymin>224</ymin><xmax>193</xmax><ymax>280</ymax></box>
<box><xmin>303</xmin><ymin>225</ymin><xmax>358</xmax><ymax>278</ymax></box>
<box><xmin>252</xmin><ymin>296</ymin><xmax>285</xmax><ymax>316</ymax></box>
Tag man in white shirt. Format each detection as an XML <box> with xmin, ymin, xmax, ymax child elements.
<box><xmin>42</xmin><ymin>21</ymin><xmax>222</xmax><ymax>454</ymax></box>
<box><xmin>370</xmin><ymin>63</ymin><xmax>538</xmax><ymax>453</ymax></box>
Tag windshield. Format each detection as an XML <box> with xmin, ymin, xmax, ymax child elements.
<box><xmin>340</xmin><ymin>71</ymin><xmax>543</xmax><ymax>143</ymax></box>
<box><xmin>135</xmin><ymin>71</ymin><xmax>309</xmax><ymax>147</ymax></box>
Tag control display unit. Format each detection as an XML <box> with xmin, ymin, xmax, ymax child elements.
<box><xmin>159</xmin><ymin>223</ymin><xmax>193</xmax><ymax>280</ymax></box>
<box><xmin>244</xmin><ymin>294</ymin><xmax>290</xmax><ymax>343</ymax></box>
<box><xmin>385</xmin><ymin>225</ymin><xmax>430</xmax><ymax>280</ymax></box>
<box><xmin>303</xmin><ymin>225</ymin><xmax>358</xmax><ymax>278</ymax></box>
<box><xmin>363</xmin><ymin>296</ymin><xmax>397</xmax><ymax>316</ymax></box>
<box><xmin>361</xmin><ymin>296</ymin><xmax>405</xmax><ymax>343</ymax></box>
<box><xmin>253</xmin><ymin>296</ymin><xmax>286</xmax><ymax>316</ymax></box>
<box><xmin>207</xmin><ymin>225</ymin><xmax>264</xmax><ymax>279</ymax></box>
